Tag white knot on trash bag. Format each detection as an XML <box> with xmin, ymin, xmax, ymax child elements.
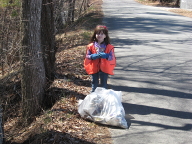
<box><xmin>78</xmin><ymin>87</ymin><xmax>128</xmax><ymax>129</ymax></box>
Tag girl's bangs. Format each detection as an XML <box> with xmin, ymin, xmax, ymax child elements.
<box><xmin>95</xmin><ymin>28</ymin><xmax>108</xmax><ymax>34</ymax></box>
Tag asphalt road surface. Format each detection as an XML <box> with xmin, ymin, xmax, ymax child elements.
<box><xmin>102</xmin><ymin>0</ymin><xmax>192</xmax><ymax>143</ymax></box>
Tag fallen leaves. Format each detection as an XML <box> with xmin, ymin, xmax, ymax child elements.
<box><xmin>3</xmin><ymin>0</ymin><xmax>113</xmax><ymax>143</ymax></box>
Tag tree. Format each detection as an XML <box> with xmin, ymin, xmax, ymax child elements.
<box><xmin>175</xmin><ymin>0</ymin><xmax>180</xmax><ymax>7</ymax></box>
<box><xmin>41</xmin><ymin>0</ymin><xmax>56</xmax><ymax>83</ymax></box>
<box><xmin>0</xmin><ymin>106</ymin><xmax>3</xmax><ymax>144</ymax></box>
<box><xmin>68</xmin><ymin>0</ymin><xmax>76</xmax><ymax>23</ymax></box>
<box><xmin>21</xmin><ymin>0</ymin><xmax>46</xmax><ymax>124</ymax></box>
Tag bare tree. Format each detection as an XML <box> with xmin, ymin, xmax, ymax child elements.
<box><xmin>67</xmin><ymin>0</ymin><xmax>76</xmax><ymax>23</ymax></box>
<box><xmin>41</xmin><ymin>0</ymin><xmax>57</xmax><ymax>83</ymax></box>
<box><xmin>175</xmin><ymin>0</ymin><xmax>180</xmax><ymax>7</ymax></box>
<box><xmin>0</xmin><ymin>106</ymin><xmax>3</xmax><ymax>144</ymax></box>
<box><xmin>1</xmin><ymin>0</ymin><xmax>91</xmax><ymax>126</ymax></box>
<box><xmin>21</xmin><ymin>0</ymin><xmax>46</xmax><ymax>124</ymax></box>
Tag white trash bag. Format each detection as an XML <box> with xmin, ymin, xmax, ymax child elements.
<box><xmin>78</xmin><ymin>87</ymin><xmax>128</xmax><ymax>129</ymax></box>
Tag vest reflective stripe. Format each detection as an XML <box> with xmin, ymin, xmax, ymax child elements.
<box><xmin>84</xmin><ymin>43</ymin><xmax>116</xmax><ymax>75</ymax></box>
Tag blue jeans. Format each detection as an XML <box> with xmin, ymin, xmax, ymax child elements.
<box><xmin>91</xmin><ymin>71</ymin><xmax>108</xmax><ymax>92</ymax></box>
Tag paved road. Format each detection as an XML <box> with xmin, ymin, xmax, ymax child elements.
<box><xmin>102</xmin><ymin>0</ymin><xmax>192</xmax><ymax>143</ymax></box>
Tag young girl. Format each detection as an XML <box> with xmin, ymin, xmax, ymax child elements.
<box><xmin>84</xmin><ymin>25</ymin><xmax>116</xmax><ymax>92</ymax></box>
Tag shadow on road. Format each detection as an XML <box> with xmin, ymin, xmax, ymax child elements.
<box><xmin>131</xmin><ymin>120</ymin><xmax>192</xmax><ymax>131</ymax></box>
<box><xmin>109</xmin><ymin>84</ymin><xmax>192</xmax><ymax>131</ymax></box>
<box><xmin>110</xmin><ymin>84</ymin><xmax>192</xmax><ymax>99</ymax></box>
<box><xmin>104</xmin><ymin>14</ymin><xmax>192</xmax><ymax>34</ymax></box>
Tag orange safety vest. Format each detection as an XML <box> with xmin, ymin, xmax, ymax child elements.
<box><xmin>84</xmin><ymin>43</ymin><xmax>116</xmax><ymax>75</ymax></box>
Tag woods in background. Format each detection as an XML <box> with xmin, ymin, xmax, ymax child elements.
<box><xmin>0</xmin><ymin>0</ymin><xmax>90</xmax><ymax>142</ymax></box>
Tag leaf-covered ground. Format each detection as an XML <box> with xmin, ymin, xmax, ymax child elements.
<box><xmin>3</xmin><ymin>0</ymin><xmax>112</xmax><ymax>143</ymax></box>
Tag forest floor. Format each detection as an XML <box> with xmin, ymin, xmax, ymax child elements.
<box><xmin>3</xmin><ymin>0</ymin><xmax>112</xmax><ymax>144</ymax></box>
<box><xmin>2</xmin><ymin>0</ymin><xmax>191</xmax><ymax>144</ymax></box>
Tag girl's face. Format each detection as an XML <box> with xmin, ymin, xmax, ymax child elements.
<box><xmin>96</xmin><ymin>31</ymin><xmax>106</xmax><ymax>44</ymax></box>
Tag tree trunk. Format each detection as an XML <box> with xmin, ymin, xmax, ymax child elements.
<box><xmin>41</xmin><ymin>0</ymin><xmax>56</xmax><ymax>84</ymax></box>
<box><xmin>54</xmin><ymin>0</ymin><xmax>64</xmax><ymax>31</ymax></box>
<box><xmin>175</xmin><ymin>0</ymin><xmax>180</xmax><ymax>7</ymax></box>
<box><xmin>0</xmin><ymin>106</ymin><xmax>3</xmax><ymax>144</ymax></box>
<box><xmin>71</xmin><ymin>0</ymin><xmax>75</xmax><ymax>22</ymax></box>
<box><xmin>159</xmin><ymin>0</ymin><xmax>163</xmax><ymax>3</ymax></box>
<box><xmin>68</xmin><ymin>0</ymin><xmax>76</xmax><ymax>23</ymax></box>
<box><xmin>21</xmin><ymin>0</ymin><xmax>46</xmax><ymax>125</ymax></box>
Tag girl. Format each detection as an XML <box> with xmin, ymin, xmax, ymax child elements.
<box><xmin>84</xmin><ymin>25</ymin><xmax>116</xmax><ymax>92</ymax></box>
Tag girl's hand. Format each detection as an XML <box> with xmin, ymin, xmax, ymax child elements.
<box><xmin>99</xmin><ymin>52</ymin><xmax>109</xmax><ymax>59</ymax></box>
<box><xmin>91</xmin><ymin>54</ymin><xmax>100</xmax><ymax>60</ymax></box>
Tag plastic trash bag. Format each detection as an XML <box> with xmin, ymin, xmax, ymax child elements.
<box><xmin>78</xmin><ymin>87</ymin><xmax>128</xmax><ymax>129</ymax></box>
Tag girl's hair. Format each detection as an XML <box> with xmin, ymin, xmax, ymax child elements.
<box><xmin>90</xmin><ymin>25</ymin><xmax>110</xmax><ymax>44</ymax></box>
